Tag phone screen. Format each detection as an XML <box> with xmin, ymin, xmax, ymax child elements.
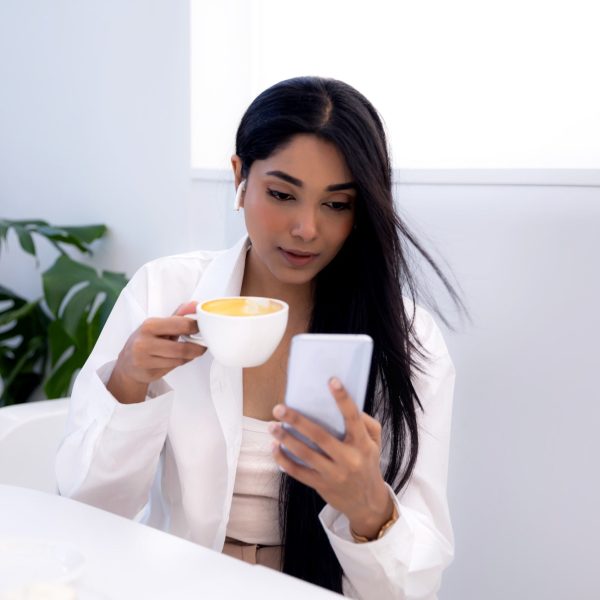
<box><xmin>282</xmin><ymin>333</ymin><xmax>373</xmax><ymax>465</ymax></box>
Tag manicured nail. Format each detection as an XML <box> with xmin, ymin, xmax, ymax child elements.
<box><xmin>267</xmin><ymin>422</ymin><xmax>278</xmax><ymax>434</ymax></box>
<box><xmin>273</xmin><ymin>405</ymin><xmax>286</xmax><ymax>419</ymax></box>
<box><xmin>329</xmin><ymin>377</ymin><xmax>342</xmax><ymax>390</ymax></box>
<box><xmin>271</xmin><ymin>440</ymin><xmax>280</xmax><ymax>452</ymax></box>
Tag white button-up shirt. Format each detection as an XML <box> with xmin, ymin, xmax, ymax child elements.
<box><xmin>56</xmin><ymin>236</ymin><xmax>456</xmax><ymax>599</ymax></box>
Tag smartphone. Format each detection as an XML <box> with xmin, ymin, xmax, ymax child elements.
<box><xmin>282</xmin><ymin>333</ymin><xmax>373</xmax><ymax>466</ymax></box>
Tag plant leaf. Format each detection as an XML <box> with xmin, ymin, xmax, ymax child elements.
<box><xmin>2</xmin><ymin>370</ymin><xmax>44</xmax><ymax>406</ymax></box>
<box><xmin>59</xmin><ymin>283</ymin><xmax>98</xmax><ymax>341</ymax></box>
<box><xmin>32</xmin><ymin>224</ymin><xmax>107</xmax><ymax>255</ymax></box>
<box><xmin>0</xmin><ymin>284</ymin><xmax>48</xmax><ymax>406</ymax></box>
<box><xmin>42</xmin><ymin>255</ymin><xmax>98</xmax><ymax>317</ymax></box>
<box><xmin>0</xmin><ymin>283</ymin><xmax>22</xmax><ymax>302</ymax></box>
<box><xmin>5</xmin><ymin>219</ymin><xmax>48</xmax><ymax>227</ymax></box>
<box><xmin>43</xmin><ymin>350</ymin><xmax>82</xmax><ymax>399</ymax></box>
<box><xmin>87</xmin><ymin>305</ymin><xmax>103</xmax><ymax>353</ymax></box>
<box><xmin>100</xmin><ymin>270</ymin><xmax>128</xmax><ymax>296</ymax></box>
<box><xmin>0</xmin><ymin>219</ymin><xmax>119</xmax><ymax>404</ymax></box>
<box><xmin>40</xmin><ymin>257</ymin><xmax>127</xmax><ymax>399</ymax></box>
<box><xmin>47</xmin><ymin>319</ymin><xmax>73</xmax><ymax>366</ymax></box>
<box><xmin>0</xmin><ymin>220</ymin><xmax>9</xmax><ymax>246</ymax></box>
<box><xmin>0</xmin><ymin>299</ymin><xmax>39</xmax><ymax>327</ymax></box>
<box><xmin>0</xmin><ymin>219</ymin><xmax>47</xmax><ymax>256</ymax></box>
<box><xmin>60</xmin><ymin>225</ymin><xmax>107</xmax><ymax>244</ymax></box>
<box><xmin>35</xmin><ymin>226</ymin><xmax>90</xmax><ymax>254</ymax></box>
<box><xmin>0</xmin><ymin>335</ymin><xmax>45</xmax><ymax>406</ymax></box>
<box><xmin>98</xmin><ymin>270</ymin><xmax>128</xmax><ymax>326</ymax></box>
<box><xmin>13</xmin><ymin>225</ymin><xmax>36</xmax><ymax>257</ymax></box>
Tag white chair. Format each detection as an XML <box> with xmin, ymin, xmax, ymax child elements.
<box><xmin>0</xmin><ymin>398</ymin><xmax>69</xmax><ymax>493</ymax></box>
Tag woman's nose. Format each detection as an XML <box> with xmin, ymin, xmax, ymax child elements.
<box><xmin>290</xmin><ymin>208</ymin><xmax>318</xmax><ymax>241</ymax></box>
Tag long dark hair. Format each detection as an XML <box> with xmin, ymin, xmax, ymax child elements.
<box><xmin>235</xmin><ymin>76</ymin><xmax>462</xmax><ymax>593</ymax></box>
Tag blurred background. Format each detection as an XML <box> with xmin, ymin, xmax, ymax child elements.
<box><xmin>1</xmin><ymin>1</ymin><xmax>599</xmax><ymax>598</ymax></box>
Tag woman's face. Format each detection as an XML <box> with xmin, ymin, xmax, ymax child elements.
<box><xmin>235</xmin><ymin>134</ymin><xmax>356</xmax><ymax>287</ymax></box>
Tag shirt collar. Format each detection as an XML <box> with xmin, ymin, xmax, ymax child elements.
<box><xmin>191</xmin><ymin>236</ymin><xmax>250</xmax><ymax>303</ymax></box>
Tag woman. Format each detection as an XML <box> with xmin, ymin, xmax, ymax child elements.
<box><xmin>56</xmin><ymin>77</ymin><xmax>459</xmax><ymax>599</ymax></box>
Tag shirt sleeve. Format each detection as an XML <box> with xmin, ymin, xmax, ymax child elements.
<box><xmin>319</xmin><ymin>308</ymin><xmax>455</xmax><ymax>600</ymax></box>
<box><xmin>55</xmin><ymin>267</ymin><xmax>175</xmax><ymax>519</ymax></box>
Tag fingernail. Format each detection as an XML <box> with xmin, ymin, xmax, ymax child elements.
<box><xmin>271</xmin><ymin>440</ymin><xmax>280</xmax><ymax>452</ymax></box>
<box><xmin>329</xmin><ymin>377</ymin><xmax>342</xmax><ymax>390</ymax></box>
<box><xmin>267</xmin><ymin>422</ymin><xmax>278</xmax><ymax>434</ymax></box>
<box><xmin>273</xmin><ymin>405</ymin><xmax>286</xmax><ymax>419</ymax></box>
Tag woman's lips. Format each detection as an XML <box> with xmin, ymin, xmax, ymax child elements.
<box><xmin>279</xmin><ymin>248</ymin><xmax>319</xmax><ymax>267</ymax></box>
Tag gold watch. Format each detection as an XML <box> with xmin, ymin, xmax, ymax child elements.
<box><xmin>350</xmin><ymin>502</ymin><xmax>399</xmax><ymax>543</ymax></box>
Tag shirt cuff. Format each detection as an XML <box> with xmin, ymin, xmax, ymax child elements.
<box><xmin>319</xmin><ymin>483</ymin><xmax>414</xmax><ymax>562</ymax></box>
<box><xmin>92</xmin><ymin>361</ymin><xmax>174</xmax><ymax>432</ymax></box>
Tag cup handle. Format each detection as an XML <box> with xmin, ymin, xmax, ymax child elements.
<box><xmin>180</xmin><ymin>313</ymin><xmax>207</xmax><ymax>347</ymax></box>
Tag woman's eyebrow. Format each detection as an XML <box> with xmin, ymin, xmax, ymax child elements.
<box><xmin>265</xmin><ymin>170</ymin><xmax>356</xmax><ymax>192</ymax></box>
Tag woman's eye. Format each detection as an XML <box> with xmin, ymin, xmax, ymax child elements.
<box><xmin>325</xmin><ymin>201</ymin><xmax>353</xmax><ymax>211</ymax></box>
<box><xmin>267</xmin><ymin>189</ymin><xmax>294</xmax><ymax>201</ymax></box>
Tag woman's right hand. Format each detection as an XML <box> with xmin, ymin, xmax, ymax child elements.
<box><xmin>107</xmin><ymin>302</ymin><xmax>207</xmax><ymax>404</ymax></box>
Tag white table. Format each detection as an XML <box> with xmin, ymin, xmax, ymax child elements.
<box><xmin>0</xmin><ymin>485</ymin><xmax>340</xmax><ymax>599</ymax></box>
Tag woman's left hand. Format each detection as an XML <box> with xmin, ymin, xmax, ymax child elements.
<box><xmin>269</xmin><ymin>377</ymin><xmax>394</xmax><ymax>539</ymax></box>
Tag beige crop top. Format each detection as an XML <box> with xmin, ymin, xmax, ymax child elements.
<box><xmin>225</xmin><ymin>416</ymin><xmax>282</xmax><ymax>545</ymax></box>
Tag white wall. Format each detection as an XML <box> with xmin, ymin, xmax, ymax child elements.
<box><xmin>1</xmin><ymin>2</ymin><xmax>599</xmax><ymax>599</ymax></box>
<box><xmin>0</xmin><ymin>0</ymin><xmax>229</xmax><ymax>301</ymax></box>
<box><xmin>398</xmin><ymin>184</ymin><xmax>599</xmax><ymax>600</ymax></box>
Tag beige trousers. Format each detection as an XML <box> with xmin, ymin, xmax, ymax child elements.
<box><xmin>222</xmin><ymin>537</ymin><xmax>283</xmax><ymax>571</ymax></box>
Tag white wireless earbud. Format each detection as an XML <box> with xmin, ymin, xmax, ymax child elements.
<box><xmin>234</xmin><ymin>180</ymin><xmax>247</xmax><ymax>211</ymax></box>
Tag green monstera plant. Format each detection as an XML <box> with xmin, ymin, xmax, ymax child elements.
<box><xmin>0</xmin><ymin>219</ymin><xmax>128</xmax><ymax>406</ymax></box>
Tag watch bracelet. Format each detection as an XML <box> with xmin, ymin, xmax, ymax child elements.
<box><xmin>349</xmin><ymin>502</ymin><xmax>399</xmax><ymax>543</ymax></box>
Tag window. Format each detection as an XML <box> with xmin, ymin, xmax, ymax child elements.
<box><xmin>191</xmin><ymin>0</ymin><xmax>600</xmax><ymax>181</ymax></box>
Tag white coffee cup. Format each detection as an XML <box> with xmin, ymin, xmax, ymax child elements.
<box><xmin>182</xmin><ymin>296</ymin><xmax>289</xmax><ymax>368</ymax></box>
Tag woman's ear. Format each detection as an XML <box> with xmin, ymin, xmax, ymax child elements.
<box><xmin>231</xmin><ymin>155</ymin><xmax>244</xmax><ymax>189</ymax></box>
